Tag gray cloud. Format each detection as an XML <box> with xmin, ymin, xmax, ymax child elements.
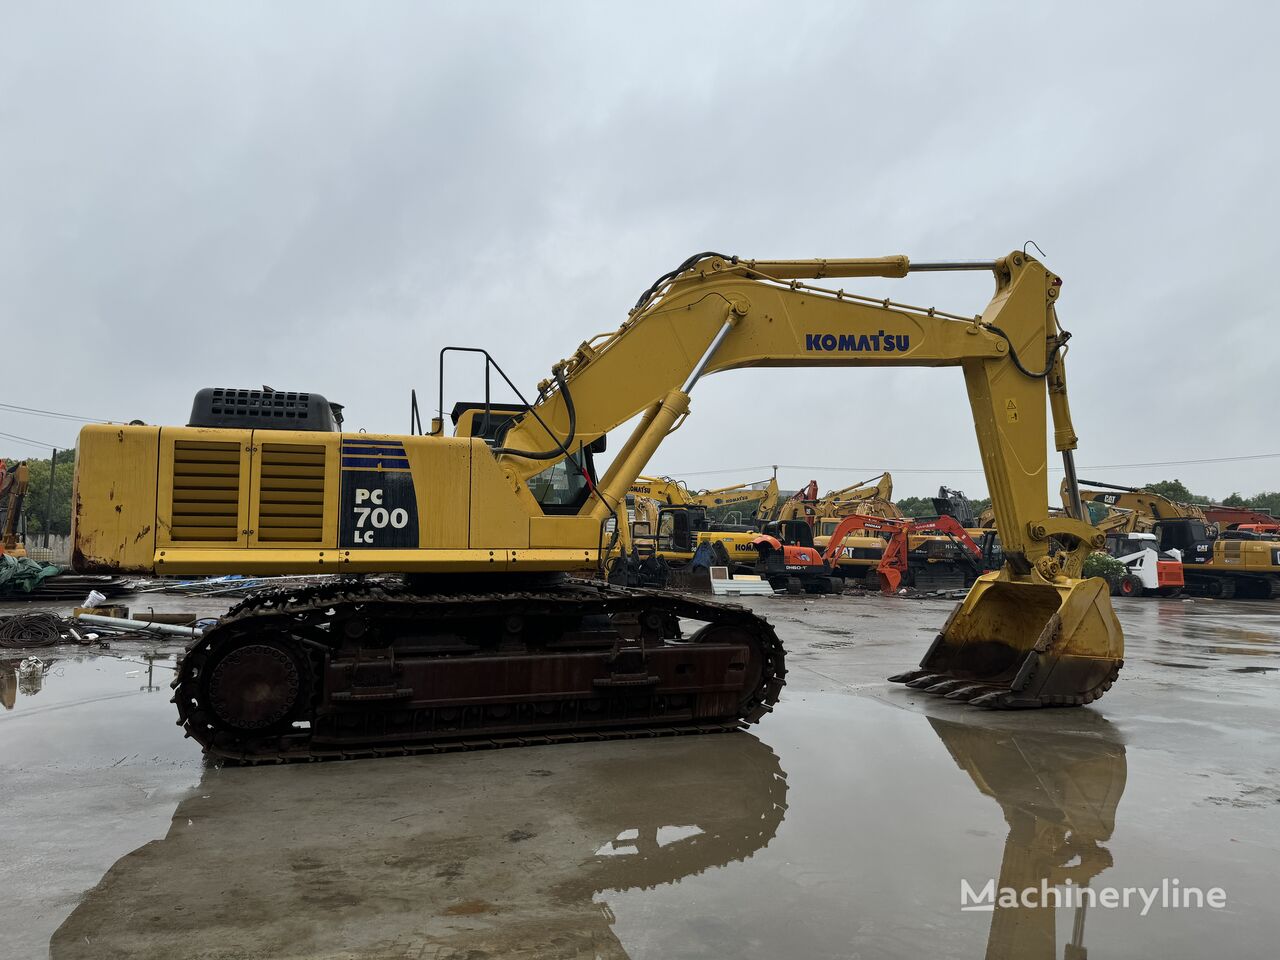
<box><xmin>2</xmin><ymin>1</ymin><xmax>1276</xmax><ymax>499</ymax></box>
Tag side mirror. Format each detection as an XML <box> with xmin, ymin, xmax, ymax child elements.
<box><xmin>588</xmin><ymin>435</ymin><xmax>607</xmax><ymax>454</ymax></box>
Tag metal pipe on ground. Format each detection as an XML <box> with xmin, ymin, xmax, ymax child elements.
<box><xmin>73</xmin><ymin>613</ymin><xmax>205</xmax><ymax>639</ymax></box>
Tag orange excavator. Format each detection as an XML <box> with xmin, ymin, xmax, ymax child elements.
<box><xmin>875</xmin><ymin>516</ymin><xmax>989</xmax><ymax>592</ymax></box>
<box><xmin>753</xmin><ymin>513</ymin><xmax>988</xmax><ymax>595</ymax></box>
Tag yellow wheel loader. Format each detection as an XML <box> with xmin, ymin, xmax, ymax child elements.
<box><xmin>71</xmin><ymin>249</ymin><xmax>1123</xmax><ymax>762</ymax></box>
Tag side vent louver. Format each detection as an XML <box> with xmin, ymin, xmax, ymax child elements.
<box><xmin>256</xmin><ymin>443</ymin><xmax>326</xmax><ymax>543</ymax></box>
<box><xmin>170</xmin><ymin>440</ymin><xmax>241</xmax><ymax>541</ymax></box>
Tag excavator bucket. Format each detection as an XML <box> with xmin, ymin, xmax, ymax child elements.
<box><xmin>889</xmin><ymin>572</ymin><xmax>1123</xmax><ymax>708</ymax></box>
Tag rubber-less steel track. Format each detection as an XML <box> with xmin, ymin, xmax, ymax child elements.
<box><xmin>172</xmin><ymin>578</ymin><xmax>786</xmax><ymax>763</ymax></box>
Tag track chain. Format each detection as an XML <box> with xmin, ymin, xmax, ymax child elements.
<box><xmin>172</xmin><ymin>578</ymin><xmax>786</xmax><ymax>763</ymax></box>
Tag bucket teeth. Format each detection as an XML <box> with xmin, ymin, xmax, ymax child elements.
<box><xmin>925</xmin><ymin>679</ymin><xmax>971</xmax><ymax>695</ymax></box>
<box><xmin>887</xmin><ymin>669</ymin><xmax>928</xmax><ymax>684</ymax></box>
<box><xmin>904</xmin><ymin>674</ymin><xmax>945</xmax><ymax>689</ymax></box>
<box><xmin>968</xmin><ymin>691</ymin><xmax>1008</xmax><ymax>708</ymax></box>
<box><xmin>943</xmin><ymin>684</ymin><xmax>995</xmax><ymax>701</ymax></box>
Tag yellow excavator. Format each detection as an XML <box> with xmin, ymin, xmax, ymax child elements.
<box><xmin>0</xmin><ymin>460</ymin><xmax>30</xmax><ymax>559</ymax></box>
<box><xmin>1070</xmin><ymin>479</ymin><xmax>1280</xmax><ymax>599</ymax></box>
<box><xmin>630</xmin><ymin>473</ymin><xmax>781</xmax><ymax>523</ymax></box>
<box><xmin>625</xmin><ymin>473</ymin><xmax>781</xmax><ymax>576</ymax></box>
<box><xmin>819</xmin><ymin>471</ymin><xmax>900</xmax><ymax>521</ymax></box>
<box><xmin>71</xmin><ymin>249</ymin><xmax>1123</xmax><ymax>762</ymax></box>
<box><xmin>806</xmin><ymin>472</ymin><xmax>904</xmax><ymax>582</ymax></box>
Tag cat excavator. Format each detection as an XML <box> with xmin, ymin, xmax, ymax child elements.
<box><xmin>71</xmin><ymin>248</ymin><xmax>1123</xmax><ymax>762</ymax></box>
<box><xmin>1071</xmin><ymin>479</ymin><xmax>1280</xmax><ymax>599</ymax></box>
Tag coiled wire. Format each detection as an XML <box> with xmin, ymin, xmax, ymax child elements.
<box><xmin>0</xmin><ymin>613</ymin><xmax>66</xmax><ymax>647</ymax></box>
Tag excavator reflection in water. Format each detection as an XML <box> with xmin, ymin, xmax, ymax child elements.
<box><xmin>50</xmin><ymin>735</ymin><xmax>787</xmax><ymax>960</ymax></box>
<box><xmin>929</xmin><ymin>715</ymin><xmax>1127</xmax><ymax>960</ymax></box>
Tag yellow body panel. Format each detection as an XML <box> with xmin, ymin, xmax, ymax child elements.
<box><xmin>1205</xmin><ymin>538</ymin><xmax>1280</xmax><ymax>574</ymax></box>
<box><xmin>529</xmin><ymin>516</ymin><xmax>602</xmax><ymax>550</ymax></box>
<box><xmin>153</xmin><ymin>547</ymin><xmax>596</xmax><ymax>575</ymax></box>
<box><xmin>71</xmin><ymin>426</ymin><xmax>161</xmax><ymax>570</ymax></box>
<box><xmin>813</xmin><ymin>533</ymin><xmax>884</xmax><ymax>571</ymax></box>
<box><xmin>468</xmin><ymin>443</ymin><xmax>533</xmax><ymax>549</ymax></box>
<box><xmin>248</xmin><ymin>438</ymin><xmax>340</xmax><ymax>549</ymax></box>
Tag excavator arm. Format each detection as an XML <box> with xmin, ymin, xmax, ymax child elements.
<box><xmin>492</xmin><ymin>250</ymin><xmax>1121</xmax><ymax>707</ymax></box>
<box><xmin>1066</xmin><ymin>478</ymin><xmax>1206</xmax><ymax>522</ymax></box>
<box><xmin>772</xmin><ymin>480</ymin><xmax>819</xmax><ymax>523</ymax></box>
<box><xmin>688</xmin><ymin>476</ymin><xmax>778</xmax><ymax>517</ymax></box>
<box><xmin>822</xmin><ymin>471</ymin><xmax>893</xmax><ymax>506</ymax></box>
<box><xmin>910</xmin><ymin>515</ymin><xmax>984</xmax><ymax>559</ymax></box>
<box><xmin>495</xmin><ymin>252</ymin><xmax>1098</xmax><ymax>576</ymax></box>
<box><xmin>629</xmin><ymin>476</ymin><xmax>693</xmax><ymax>506</ymax></box>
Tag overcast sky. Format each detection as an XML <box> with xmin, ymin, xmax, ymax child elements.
<box><xmin>3</xmin><ymin>1</ymin><xmax>1277</xmax><ymax>500</ymax></box>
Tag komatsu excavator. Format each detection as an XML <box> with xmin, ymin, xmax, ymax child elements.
<box><xmin>629</xmin><ymin>473</ymin><xmax>781</xmax><ymax>523</ymax></box>
<box><xmin>771</xmin><ymin>480</ymin><xmax>820</xmax><ymax>524</ymax></box>
<box><xmin>71</xmin><ymin>249</ymin><xmax>1123</xmax><ymax>762</ymax></box>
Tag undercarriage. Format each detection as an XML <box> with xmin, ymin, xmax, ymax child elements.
<box><xmin>173</xmin><ymin>577</ymin><xmax>786</xmax><ymax>762</ymax></box>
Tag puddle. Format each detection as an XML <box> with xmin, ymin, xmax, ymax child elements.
<box><xmin>27</xmin><ymin>685</ymin><xmax>1278</xmax><ymax>959</ymax></box>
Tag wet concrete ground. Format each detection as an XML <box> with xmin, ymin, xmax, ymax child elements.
<box><xmin>1</xmin><ymin>592</ymin><xmax>1277</xmax><ymax>959</ymax></box>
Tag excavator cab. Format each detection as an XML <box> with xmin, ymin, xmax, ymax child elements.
<box><xmin>1153</xmin><ymin>517</ymin><xmax>1214</xmax><ymax>564</ymax></box>
<box><xmin>758</xmin><ymin>520</ymin><xmax>814</xmax><ymax>549</ymax></box>
<box><xmin>655</xmin><ymin>508</ymin><xmax>695</xmax><ymax>554</ymax></box>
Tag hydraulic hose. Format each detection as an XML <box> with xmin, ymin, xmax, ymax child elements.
<box><xmin>490</xmin><ymin>366</ymin><xmax>576</xmax><ymax>461</ymax></box>
<box><xmin>632</xmin><ymin>251</ymin><xmax>737</xmax><ymax>313</ymax></box>
<box><xmin>984</xmin><ymin>325</ymin><xmax>1071</xmax><ymax>379</ymax></box>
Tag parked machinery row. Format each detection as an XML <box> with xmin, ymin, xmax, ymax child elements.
<box><xmin>617</xmin><ymin>468</ymin><xmax>1279</xmax><ymax>603</ymax></box>
<box><xmin>1069</xmin><ymin>480</ymin><xmax>1280</xmax><ymax>600</ymax></box>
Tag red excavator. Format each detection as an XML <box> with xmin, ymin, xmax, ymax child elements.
<box><xmin>753</xmin><ymin>514</ymin><xmax>987</xmax><ymax>595</ymax></box>
<box><xmin>876</xmin><ymin>516</ymin><xmax>988</xmax><ymax>592</ymax></box>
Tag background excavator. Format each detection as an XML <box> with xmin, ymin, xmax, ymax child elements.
<box><xmin>71</xmin><ymin>249</ymin><xmax>1124</xmax><ymax>762</ymax></box>
<box><xmin>1071</xmin><ymin>479</ymin><xmax>1280</xmax><ymax>599</ymax></box>
<box><xmin>817</xmin><ymin>472</ymin><xmax>900</xmax><ymax>521</ymax></box>
<box><xmin>629</xmin><ymin>473</ymin><xmax>780</xmax><ymax>523</ymax></box>
<box><xmin>616</xmin><ymin>473</ymin><xmax>783</xmax><ymax>591</ymax></box>
<box><xmin>0</xmin><ymin>461</ymin><xmax>29</xmax><ymax>559</ymax></box>
<box><xmin>759</xmin><ymin>472</ymin><xmax>901</xmax><ymax>584</ymax></box>
<box><xmin>755</xmin><ymin>513</ymin><xmax>995</xmax><ymax>595</ymax></box>
<box><xmin>625</xmin><ymin>472</ymin><xmax>781</xmax><ymax>573</ymax></box>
